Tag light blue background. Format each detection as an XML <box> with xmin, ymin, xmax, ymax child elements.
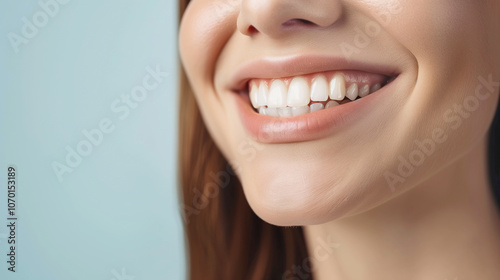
<box><xmin>0</xmin><ymin>1</ymin><xmax>185</xmax><ymax>279</ymax></box>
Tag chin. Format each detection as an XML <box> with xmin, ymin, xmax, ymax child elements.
<box><xmin>239</xmin><ymin>163</ymin><xmax>371</xmax><ymax>226</ymax></box>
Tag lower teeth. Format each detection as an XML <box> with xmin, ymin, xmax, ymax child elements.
<box><xmin>256</xmin><ymin>98</ymin><xmax>357</xmax><ymax>117</ymax></box>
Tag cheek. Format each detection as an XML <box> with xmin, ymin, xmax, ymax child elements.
<box><xmin>179</xmin><ymin>1</ymin><xmax>241</xmax><ymax>157</ymax></box>
<box><xmin>179</xmin><ymin>1</ymin><xmax>239</xmax><ymax>87</ymax></box>
<box><xmin>384</xmin><ymin>0</ymin><xmax>499</xmax><ymax>137</ymax></box>
<box><xmin>378</xmin><ymin>1</ymin><xmax>500</xmax><ymax>205</ymax></box>
<box><xmin>372</xmin><ymin>1</ymin><xmax>489</xmax><ymax>67</ymax></box>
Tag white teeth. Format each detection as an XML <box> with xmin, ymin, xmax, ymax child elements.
<box><xmin>326</xmin><ymin>101</ymin><xmax>340</xmax><ymax>109</ymax></box>
<box><xmin>257</xmin><ymin>82</ymin><xmax>268</xmax><ymax>107</ymax></box>
<box><xmin>330</xmin><ymin>74</ymin><xmax>346</xmax><ymax>101</ymax></box>
<box><xmin>287</xmin><ymin>77</ymin><xmax>310</xmax><ymax>107</ymax></box>
<box><xmin>266</xmin><ymin>107</ymin><xmax>279</xmax><ymax>117</ymax></box>
<box><xmin>310</xmin><ymin>75</ymin><xmax>329</xmax><ymax>102</ymax></box>
<box><xmin>249</xmin><ymin>82</ymin><xmax>259</xmax><ymax>108</ymax></box>
<box><xmin>250</xmin><ymin>73</ymin><xmax>387</xmax><ymax>116</ymax></box>
<box><xmin>292</xmin><ymin>106</ymin><xmax>309</xmax><ymax>116</ymax></box>
<box><xmin>310</xmin><ymin>103</ymin><xmax>324</xmax><ymax>113</ymax></box>
<box><xmin>371</xmin><ymin>83</ymin><xmax>381</xmax><ymax>93</ymax></box>
<box><xmin>268</xmin><ymin>80</ymin><xmax>287</xmax><ymax>108</ymax></box>
<box><xmin>258</xmin><ymin>107</ymin><xmax>266</xmax><ymax>115</ymax></box>
<box><xmin>259</xmin><ymin>106</ymin><xmax>311</xmax><ymax>116</ymax></box>
<box><xmin>346</xmin><ymin>84</ymin><xmax>359</xmax><ymax>101</ymax></box>
<box><xmin>278</xmin><ymin>107</ymin><xmax>293</xmax><ymax>117</ymax></box>
<box><xmin>359</xmin><ymin>84</ymin><xmax>370</xmax><ymax>98</ymax></box>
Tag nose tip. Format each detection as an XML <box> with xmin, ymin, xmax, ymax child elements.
<box><xmin>237</xmin><ymin>0</ymin><xmax>343</xmax><ymax>37</ymax></box>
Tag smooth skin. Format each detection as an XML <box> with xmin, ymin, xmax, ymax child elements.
<box><xmin>179</xmin><ymin>0</ymin><xmax>500</xmax><ymax>279</ymax></box>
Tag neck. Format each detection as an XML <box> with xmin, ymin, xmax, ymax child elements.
<box><xmin>304</xmin><ymin>137</ymin><xmax>500</xmax><ymax>280</ymax></box>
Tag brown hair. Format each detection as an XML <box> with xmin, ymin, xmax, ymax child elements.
<box><xmin>177</xmin><ymin>1</ymin><xmax>310</xmax><ymax>279</ymax></box>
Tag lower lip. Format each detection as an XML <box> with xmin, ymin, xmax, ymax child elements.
<box><xmin>233</xmin><ymin>79</ymin><xmax>396</xmax><ymax>143</ymax></box>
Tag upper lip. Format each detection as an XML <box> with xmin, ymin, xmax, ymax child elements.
<box><xmin>228</xmin><ymin>54</ymin><xmax>400</xmax><ymax>92</ymax></box>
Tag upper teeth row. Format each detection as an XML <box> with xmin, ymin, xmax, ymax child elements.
<box><xmin>249</xmin><ymin>74</ymin><xmax>382</xmax><ymax>109</ymax></box>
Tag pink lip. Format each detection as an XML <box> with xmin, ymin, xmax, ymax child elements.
<box><xmin>228</xmin><ymin>55</ymin><xmax>400</xmax><ymax>143</ymax></box>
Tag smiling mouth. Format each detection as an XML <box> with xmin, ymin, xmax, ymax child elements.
<box><xmin>227</xmin><ymin>55</ymin><xmax>401</xmax><ymax>142</ymax></box>
<box><xmin>246</xmin><ymin>70</ymin><xmax>395</xmax><ymax>117</ymax></box>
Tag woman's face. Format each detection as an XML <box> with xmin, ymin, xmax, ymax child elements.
<box><xmin>179</xmin><ymin>0</ymin><xmax>500</xmax><ymax>226</ymax></box>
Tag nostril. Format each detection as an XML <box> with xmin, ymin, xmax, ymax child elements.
<box><xmin>282</xmin><ymin>19</ymin><xmax>315</xmax><ymax>27</ymax></box>
<box><xmin>297</xmin><ymin>19</ymin><xmax>314</xmax><ymax>25</ymax></box>
<box><xmin>247</xmin><ymin>25</ymin><xmax>258</xmax><ymax>34</ymax></box>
